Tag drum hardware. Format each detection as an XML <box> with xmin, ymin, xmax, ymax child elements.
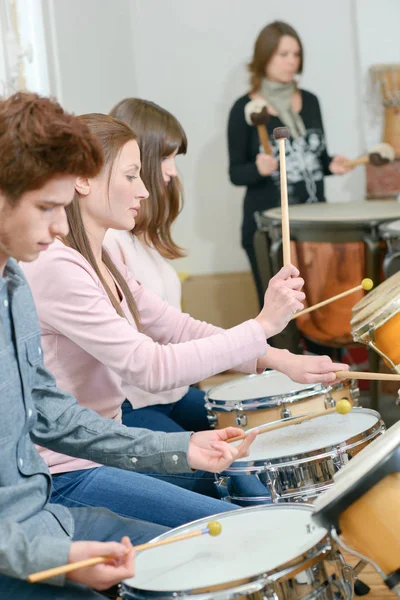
<box><xmin>235</xmin><ymin>411</ymin><xmax>248</xmax><ymax>427</ymax></box>
<box><xmin>280</xmin><ymin>407</ymin><xmax>292</xmax><ymax>419</ymax></box>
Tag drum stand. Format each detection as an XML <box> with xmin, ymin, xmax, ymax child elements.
<box><xmin>253</xmin><ymin>216</ymin><xmax>381</xmax><ymax>411</ymax></box>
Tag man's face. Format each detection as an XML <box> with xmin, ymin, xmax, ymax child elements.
<box><xmin>0</xmin><ymin>176</ymin><xmax>75</xmax><ymax>267</ymax></box>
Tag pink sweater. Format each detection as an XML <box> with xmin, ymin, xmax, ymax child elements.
<box><xmin>22</xmin><ymin>241</ymin><xmax>267</xmax><ymax>474</ymax></box>
<box><xmin>104</xmin><ymin>229</ymin><xmax>189</xmax><ymax>408</ymax></box>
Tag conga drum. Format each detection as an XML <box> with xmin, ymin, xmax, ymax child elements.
<box><xmin>379</xmin><ymin>219</ymin><xmax>400</xmax><ymax>277</ymax></box>
<box><xmin>313</xmin><ymin>418</ymin><xmax>400</xmax><ymax>595</ymax></box>
<box><xmin>351</xmin><ymin>275</ymin><xmax>400</xmax><ymax>372</ymax></box>
<box><xmin>255</xmin><ymin>201</ymin><xmax>400</xmax><ymax>348</ymax></box>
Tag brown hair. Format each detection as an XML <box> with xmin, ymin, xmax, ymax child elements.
<box><xmin>248</xmin><ymin>21</ymin><xmax>304</xmax><ymax>93</ymax></box>
<box><xmin>109</xmin><ymin>98</ymin><xmax>187</xmax><ymax>259</ymax></box>
<box><xmin>63</xmin><ymin>113</ymin><xmax>141</xmax><ymax>328</ymax></box>
<box><xmin>0</xmin><ymin>92</ymin><xmax>103</xmax><ymax>204</ymax></box>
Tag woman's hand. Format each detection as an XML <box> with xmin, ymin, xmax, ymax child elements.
<box><xmin>329</xmin><ymin>155</ymin><xmax>352</xmax><ymax>175</ymax></box>
<box><xmin>256</xmin><ymin>153</ymin><xmax>278</xmax><ymax>176</ymax></box>
<box><xmin>255</xmin><ymin>265</ymin><xmax>305</xmax><ymax>339</ymax></box>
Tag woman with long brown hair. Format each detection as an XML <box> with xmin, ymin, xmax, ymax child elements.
<box><xmin>228</xmin><ymin>21</ymin><xmax>352</xmax><ymax>307</ymax></box>
<box><xmin>22</xmin><ymin>112</ymin><xmax>347</xmax><ymax>522</ymax></box>
<box><xmin>105</xmin><ymin>98</ymin><xmax>211</xmax><ymax>434</ymax></box>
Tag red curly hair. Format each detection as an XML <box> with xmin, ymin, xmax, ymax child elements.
<box><xmin>0</xmin><ymin>92</ymin><xmax>103</xmax><ymax>203</ymax></box>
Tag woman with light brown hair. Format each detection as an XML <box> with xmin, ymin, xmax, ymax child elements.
<box><xmin>228</xmin><ymin>21</ymin><xmax>352</xmax><ymax>307</ymax></box>
<box><xmin>105</xmin><ymin>98</ymin><xmax>211</xmax><ymax>434</ymax></box>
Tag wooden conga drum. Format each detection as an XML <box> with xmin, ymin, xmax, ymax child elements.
<box><xmin>313</xmin><ymin>419</ymin><xmax>400</xmax><ymax>595</ymax></box>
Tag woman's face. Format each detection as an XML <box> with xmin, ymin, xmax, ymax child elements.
<box><xmin>161</xmin><ymin>149</ymin><xmax>178</xmax><ymax>184</ymax></box>
<box><xmin>265</xmin><ymin>35</ymin><xmax>301</xmax><ymax>83</ymax></box>
<box><xmin>80</xmin><ymin>139</ymin><xmax>149</xmax><ymax>232</ymax></box>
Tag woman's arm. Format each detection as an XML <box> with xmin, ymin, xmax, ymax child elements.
<box><xmin>228</xmin><ymin>97</ymin><xmax>266</xmax><ymax>186</ymax></box>
<box><xmin>24</xmin><ymin>247</ymin><xmax>268</xmax><ymax>393</ymax></box>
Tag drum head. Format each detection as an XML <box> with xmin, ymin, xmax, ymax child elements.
<box><xmin>122</xmin><ymin>505</ymin><xmax>326</xmax><ymax>593</ymax></box>
<box><xmin>206</xmin><ymin>370</ymin><xmax>324</xmax><ymax>409</ymax></box>
<box><xmin>262</xmin><ymin>201</ymin><xmax>400</xmax><ymax>224</ymax></box>
<box><xmin>231</xmin><ymin>409</ymin><xmax>380</xmax><ymax>463</ymax></box>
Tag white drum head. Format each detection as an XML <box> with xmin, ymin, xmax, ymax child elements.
<box><xmin>233</xmin><ymin>409</ymin><xmax>379</xmax><ymax>462</ymax></box>
<box><xmin>263</xmin><ymin>201</ymin><xmax>400</xmax><ymax>223</ymax></box>
<box><xmin>380</xmin><ymin>219</ymin><xmax>400</xmax><ymax>235</ymax></box>
<box><xmin>207</xmin><ymin>370</ymin><xmax>322</xmax><ymax>404</ymax></box>
<box><xmin>123</xmin><ymin>506</ymin><xmax>326</xmax><ymax>592</ymax></box>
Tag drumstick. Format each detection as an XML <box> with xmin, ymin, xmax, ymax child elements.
<box><xmin>227</xmin><ymin>399</ymin><xmax>352</xmax><ymax>443</ymax></box>
<box><xmin>28</xmin><ymin>521</ymin><xmax>222</xmax><ymax>583</ymax></box>
<box><xmin>292</xmin><ymin>278</ymin><xmax>374</xmax><ymax>319</ymax></box>
<box><xmin>335</xmin><ymin>370</ymin><xmax>400</xmax><ymax>382</ymax></box>
<box><xmin>344</xmin><ymin>143</ymin><xmax>395</xmax><ymax>168</ymax></box>
<box><xmin>273</xmin><ymin>127</ymin><xmax>291</xmax><ymax>266</ymax></box>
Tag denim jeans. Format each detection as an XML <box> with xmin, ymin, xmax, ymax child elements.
<box><xmin>121</xmin><ymin>386</ymin><xmax>210</xmax><ymax>433</ymax></box>
<box><xmin>0</xmin><ymin>506</ymin><xmax>168</xmax><ymax>599</ymax></box>
<box><xmin>51</xmin><ymin>466</ymin><xmax>236</xmax><ymax>529</ymax></box>
<box><xmin>121</xmin><ymin>386</ymin><xmax>223</xmax><ymax>498</ymax></box>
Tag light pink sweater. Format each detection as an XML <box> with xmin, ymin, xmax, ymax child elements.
<box><xmin>104</xmin><ymin>229</ymin><xmax>189</xmax><ymax>408</ymax></box>
<box><xmin>22</xmin><ymin>241</ymin><xmax>267</xmax><ymax>474</ymax></box>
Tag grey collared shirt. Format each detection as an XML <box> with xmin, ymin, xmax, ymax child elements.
<box><xmin>0</xmin><ymin>259</ymin><xmax>191</xmax><ymax>585</ymax></box>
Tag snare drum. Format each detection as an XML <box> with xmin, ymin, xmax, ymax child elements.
<box><xmin>119</xmin><ymin>504</ymin><xmax>353</xmax><ymax>600</ymax></box>
<box><xmin>379</xmin><ymin>219</ymin><xmax>400</xmax><ymax>277</ymax></box>
<box><xmin>313</xmin><ymin>419</ymin><xmax>400</xmax><ymax>595</ymax></box>
<box><xmin>205</xmin><ymin>370</ymin><xmax>359</xmax><ymax>430</ymax></box>
<box><xmin>217</xmin><ymin>408</ymin><xmax>384</xmax><ymax>505</ymax></box>
<box><xmin>351</xmin><ymin>276</ymin><xmax>400</xmax><ymax>372</ymax></box>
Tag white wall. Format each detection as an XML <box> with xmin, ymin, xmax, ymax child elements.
<box><xmin>130</xmin><ymin>0</ymin><xmax>365</xmax><ymax>274</ymax></box>
<box><xmin>18</xmin><ymin>0</ymin><xmax>400</xmax><ymax>275</ymax></box>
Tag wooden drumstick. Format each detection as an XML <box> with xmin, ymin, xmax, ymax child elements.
<box><xmin>273</xmin><ymin>127</ymin><xmax>291</xmax><ymax>266</ymax></box>
<box><xmin>292</xmin><ymin>278</ymin><xmax>374</xmax><ymax>319</ymax></box>
<box><xmin>227</xmin><ymin>399</ymin><xmax>352</xmax><ymax>443</ymax></box>
<box><xmin>344</xmin><ymin>143</ymin><xmax>395</xmax><ymax>168</ymax></box>
<box><xmin>28</xmin><ymin>521</ymin><xmax>222</xmax><ymax>583</ymax></box>
<box><xmin>335</xmin><ymin>370</ymin><xmax>400</xmax><ymax>382</ymax></box>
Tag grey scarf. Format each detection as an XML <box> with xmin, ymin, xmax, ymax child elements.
<box><xmin>260</xmin><ymin>79</ymin><xmax>306</xmax><ymax>140</ymax></box>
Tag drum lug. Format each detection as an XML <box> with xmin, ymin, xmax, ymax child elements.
<box><xmin>350</xmin><ymin>385</ymin><xmax>360</xmax><ymax>404</ymax></box>
<box><xmin>206</xmin><ymin>410</ymin><xmax>218</xmax><ymax>428</ymax></box>
<box><xmin>280</xmin><ymin>407</ymin><xmax>292</xmax><ymax>419</ymax></box>
<box><xmin>324</xmin><ymin>395</ymin><xmax>336</xmax><ymax>409</ymax></box>
<box><xmin>235</xmin><ymin>412</ymin><xmax>248</xmax><ymax>427</ymax></box>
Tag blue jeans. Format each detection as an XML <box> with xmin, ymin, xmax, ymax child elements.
<box><xmin>0</xmin><ymin>506</ymin><xmax>167</xmax><ymax>599</ymax></box>
<box><xmin>121</xmin><ymin>387</ymin><xmax>221</xmax><ymax>498</ymax></box>
<box><xmin>122</xmin><ymin>386</ymin><xmax>210</xmax><ymax>433</ymax></box>
<box><xmin>51</xmin><ymin>466</ymin><xmax>236</xmax><ymax>529</ymax></box>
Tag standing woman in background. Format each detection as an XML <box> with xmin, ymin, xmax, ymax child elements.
<box><xmin>227</xmin><ymin>21</ymin><xmax>352</xmax><ymax>307</ymax></box>
<box><xmin>105</xmin><ymin>98</ymin><xmax>211</xmax><ymax>434</ymax></box>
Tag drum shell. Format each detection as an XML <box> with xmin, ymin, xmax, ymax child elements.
<box><xmin>205</xmin><ymin>371</ymin><xmax>359</xmax><ymax>430</ymax></box>
<box><xmin>217</xmin><ymin>408</ymin><xmax>384</xmax><ymax>505</ymax></box>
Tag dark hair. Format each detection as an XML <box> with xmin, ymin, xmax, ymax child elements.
<box><xmin>109</xmin><ymin>98</ymin><xmax>187</xmax><ymax>259</ymax></box>
<box><xmin>63</xmin><ymin>113</ymin><xmax>141</xmax><ymax>328</ymax></box>
<box><xmin>0</xmin><ymin>92</ymin><xmax>103</xmax><ymax>203</ymax></box>
<box><xmin>248</xmin><ymin>21</ymin><xmax>303</xmax><ymax>93</ymax></box>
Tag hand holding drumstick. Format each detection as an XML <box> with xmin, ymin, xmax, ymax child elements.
<box><xmin>29</xmin><ymin>522</ymin><xmax>222</xmax><ymax>585</ymax></box>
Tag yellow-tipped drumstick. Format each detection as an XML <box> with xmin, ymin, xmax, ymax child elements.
<box><xmin>292</xmin><ymin>279</ymin><xmax>373</xmax><ymax>320</ymax></box>
<box><xmin>28</xmin><ymin>521</ymin><xmax>222</xmax><ymax>584</ymax></box>
<box><xmin>227</xmin><ymin>399</ymin><xmax>352</xmax><ymax>443</ymax></box>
